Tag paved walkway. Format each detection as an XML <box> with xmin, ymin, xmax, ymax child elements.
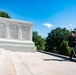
<box><xmin>0</xmin><ymin>49</ymin><xmax>76</xmax><ymax>75</ymax></box>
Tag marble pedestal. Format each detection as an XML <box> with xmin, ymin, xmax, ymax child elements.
<box><xmin>0</xmin><ymin>17</ymin><xmax>36</xmax><ymax>52</ymax></box>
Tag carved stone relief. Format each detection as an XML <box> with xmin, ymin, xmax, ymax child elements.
<box><xmin>10</xmin><ymin>23</ymin><xmax>18</xmax><ymax>39</ymax></box>
<box><xmin>12</xmin><ymin>25</ymin><xmax>18</xmax><ymax>30</ymax></box>
<box><xmin>22</xmin><ymin>26</ymin><xmax>29</xmax><ymax>31</ymax></box>
<box><xmin>0</xmin><ymin>22</ymin><xmax>6</xmax><ymax>38</ymax></box>
<box><xmin>22</xmin><ymin>25</ymin><xmax>30</xmax><ymax>40</ymax></box>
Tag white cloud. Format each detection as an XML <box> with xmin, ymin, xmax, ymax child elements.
<box><xmin>43</xmin><ymin>23</ymin><xmax>53</xmax><ymax>28</ymax></box>
<box><xmin>69</xmin><ymin>24</ymin><xmax>72</xmax><ymax>26</ymax></box>
<box><xmin>36</xmin><ymin>29</ymin><xmax>40</xmax><ymax>32</ymax></box>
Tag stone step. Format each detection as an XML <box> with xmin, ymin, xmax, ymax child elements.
<box><xmin>11</xmin><ymin>52</ymin><xmax>33</xmax><ymax>75</ymax></box>
<box><xmin>0</xmin><ymin>48</ymin><xmax>4</xmax><ymax>54</ymax></box>
<box><xmin>0</xmin><ymin>50</ymin><xmax>17</xmax><ymax>75</ymax></box>
<box><xmin>0</xmin><ymin>48</ymin><xmax>5</xmax><ymax>58</ymax></box>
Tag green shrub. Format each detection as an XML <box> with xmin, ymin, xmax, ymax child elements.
<box><xmin>59</xmin><ymin>41</ymin><xmax>72</xmax><ymax>56</ymax></box>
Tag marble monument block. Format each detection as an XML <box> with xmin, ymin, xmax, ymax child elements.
<box><xmin>0</xmin><ymin>17</ymin><xmax>36</xmax><ymax>52</ymax></box>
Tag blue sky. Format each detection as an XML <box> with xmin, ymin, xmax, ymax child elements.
<box><xmin>0</xmin><ymin>0</ymin><xmax>76</xmax><ymax>37</ymax></box>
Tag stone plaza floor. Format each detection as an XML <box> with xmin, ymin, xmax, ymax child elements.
<box><xmin>0</xmin><ymin>49</ymin><xmax>76</xmax><ymax>75</ymax></box>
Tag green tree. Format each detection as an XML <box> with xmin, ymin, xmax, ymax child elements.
<box><xmin>45</xmin><ymin>27</ymin><xmax>71</xmax><ymax>55</ymax></box>
<box><xmin>33</xmin><ymin>31</ymin><xmax>46</xmax><ymax>50</ymax></box>
<box><xmin>62</xmin><ymin>28</ymin><xmax>71</xmax><ymax>41</ymax></box>
<box><xmin>0</xmin><ymin>11</ymin><xmax>11</xmax><ymax>18</ymax></box>
<box><xmin>74</xmin><ymin>28</ymin><xmax>76</xmax><ymax>32</ymax></box>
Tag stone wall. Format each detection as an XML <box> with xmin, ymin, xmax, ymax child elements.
<box><xmin>0</xmin><ymin>17</ymin><xmax>33</xmax><ymax>41</ymax></box>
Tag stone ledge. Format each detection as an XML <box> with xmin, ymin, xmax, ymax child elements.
<box><xmin>0</xmin><ymin>39</ymin><xmax>36</xmax><ymax>52</ymax></box>
<box><xmin>0</xmin><ymin>17</ymin><xmax>33</xmax><ymax>26</ymax></box>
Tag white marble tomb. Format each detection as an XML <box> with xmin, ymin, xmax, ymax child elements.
<box><xmin>0</xmin><ymin>17</ymin><xmax>36</xmax><ymax>52</ymax></box>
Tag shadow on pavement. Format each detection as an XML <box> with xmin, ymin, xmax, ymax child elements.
<box><xmin>43</xmin><ymin>58</ymin><xmax>70</xmax><ymax>62</ymax></box>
